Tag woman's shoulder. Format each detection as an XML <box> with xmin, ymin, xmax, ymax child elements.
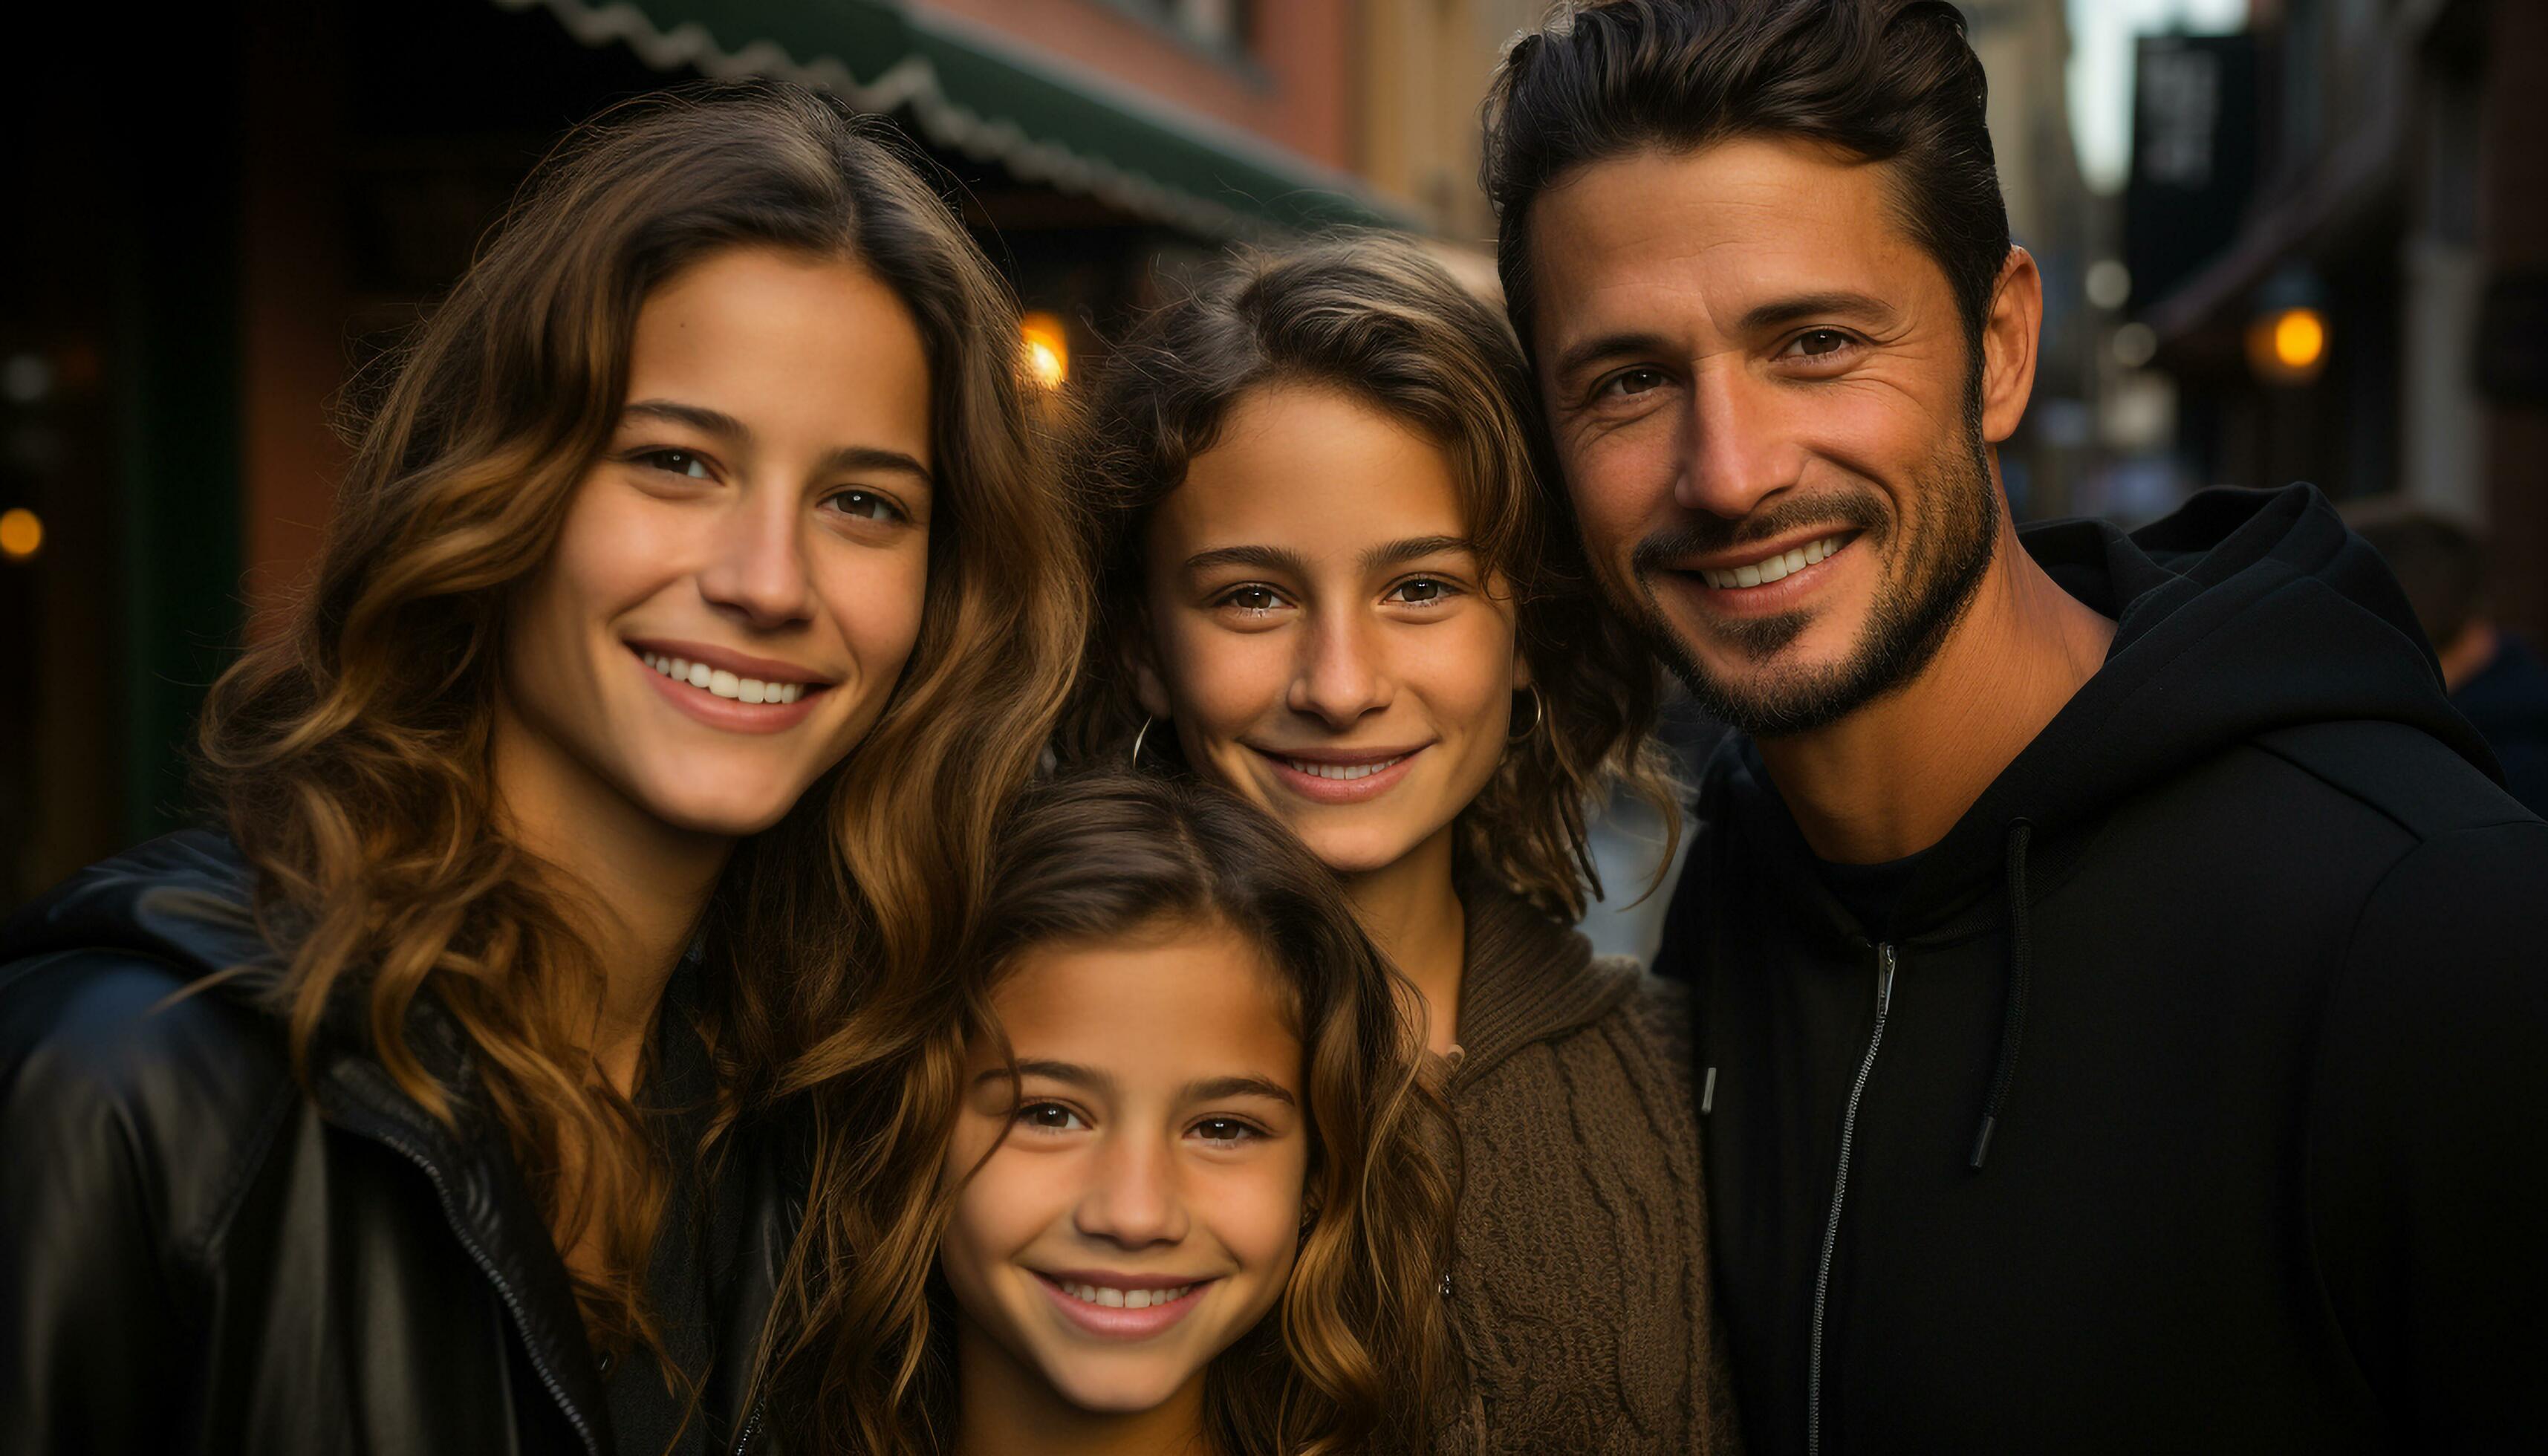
<box><xmin>1</xmin><ymin>946</ymin><xmax>297</xmax><ymax>1172</ymax></box>
<box><xmin>1442</xmin><ymin>955</ymin><xmax>1723</xmax><ymax>1453</ymax></box>
<box><xmin>1</xmin><ymin>833</ymin><xmax>300</xmax><ymax>1230</ymax></box>
<box><xmin>2</xmin><ymin>943</ymin><xmax>282</xmax><ymax>1082</ymax></box>
<box><xmin>1600</xmin><ymin>956</ymin><xmax>1695</xmax><ymax>1066</ymax></box>
<box><xmin>1455</xmin><ymin>947</ymin><xmax>1698</xmax><ymax>1117</ymax></box>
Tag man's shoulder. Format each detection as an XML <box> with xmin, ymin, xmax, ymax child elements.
<box><xmin>2245</xmin><ymin>718</ymin><xmax>2541</xmax><ymax>844</ymax></box>
<box><xmin>2221</xmin><ymin>721</ymin><xmax>2548</xmax><ymax>1044</ymax></box>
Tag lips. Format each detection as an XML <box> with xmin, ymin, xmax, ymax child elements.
<box><xmin>628</xmin><ymin>644</ymin><xmax>828</xmax><ymax>734</ymax></box>
<box><xmin>1252</xmin><ymin>745</ymin><xmax>1427</xmax><ymax>805</ymax></box>
<box><xmin>640</xmin><ymin>650</ymin><xmax>811</xmax><ymax>705</ymax></box>
<box><xmin>1660</xmin><ymin>529</ymin><xmax>1862</xmax><ymax>618</ymax></box>
<box><xmin>1033</xmin><ymin>1271</ymin><xmax>1215</xmax><ymax>1341</ymax></box>
<box><xmin>1694</xmin><ymin>530</ymin><xmax>1856</xmax><ymax>590</ymax></box>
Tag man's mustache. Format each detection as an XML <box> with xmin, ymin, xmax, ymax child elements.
<box><xmin>1630</xmin><ymin>491</ymin><xmax>1889</xmax><ymax>576</ymax></box>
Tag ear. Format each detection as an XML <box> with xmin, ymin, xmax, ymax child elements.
<box><xmin>1978</xmin><ymin>245</ymin><xmax>2042</xmax><ymax>446</ymax></box>
<box><xmin>1124</xmin><ymin>614</ymin><xmax>1174</xmax><ymax>721</ymax></box>
<box><xmin>1510</xmin><ymin>633</ymin><xmax>1535</xmax><ymax>692</ymax></box>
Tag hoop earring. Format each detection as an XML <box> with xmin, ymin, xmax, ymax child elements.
<box><xmin>1130</xmin><ymin>715</ymin><xmax>1156</xmax><ymax>767</ymax></box>
<box><xmin>1508</xmin><ymin>685</ymin><xmax>1543</xmax><ymax>742</ymax></box>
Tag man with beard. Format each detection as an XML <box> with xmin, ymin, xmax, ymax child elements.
<box><xmin>1484</xmin><ymin>1</ymin><xmax>2548</xmax><ymax>1452</ymax></box>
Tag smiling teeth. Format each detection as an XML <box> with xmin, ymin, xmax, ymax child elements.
<box><xmin>641</xmin><ymin>652</ymin><xmax>806</xmax><ymax>705</ymax></box>
<box><xmin>1059</xmin><ymin>1281</ymin><xmax>1193</xmax><ymax>1310</ymax></box>
<box><xmin>1284</xmin><ymin>755</ymin><xmax>1406</xmax><ymax>781</ymax></box>
<box><xmin>1701</xmin><ymin>533</ymin><xmax>1850</xmax><ymax>590</ymax></box>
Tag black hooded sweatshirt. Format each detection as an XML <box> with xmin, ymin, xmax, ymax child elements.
<box><xmin>1658</xmin><ymin>485</ymin><xmax>2548</xmax><ymax>1454</ymax></box>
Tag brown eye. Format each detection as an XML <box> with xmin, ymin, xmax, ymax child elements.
<box><xmin>638</xmin><ymin>449</ymin><xmax>715</xmax><ymax>480</ymax></box>
<box><xmin>1016</xmin><ymin>1102</ymin><xmax>1086</xmax><ymax>1132</ymax></box>
<box><xmin>826</xmin><ymin>490</ymin><xmax>905</xmax><ymax>524</ymax></box>
<box><xmin>1223</xmin><ymin>585</ymin><xmax>1283</xmax><ymax>613</ymax></box>
<box><xmin>1794</xmin><ymin>330</ymin><xmax>1852</xmax><ymax>357</ymax></box>
<box><xmin>1193</xmin><ymin>1118</ymin><xmax>1258</xmax><ymax>1143</ymax></box>
<box><xmin>1599</xmin><ymin>367</ymin><xmax>1667</xmax><ymax>399</ymax></box>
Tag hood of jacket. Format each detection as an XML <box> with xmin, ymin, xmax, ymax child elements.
<box><xmin>4</xmin><ymin>828</ymin><xmax>280</xmax><ymax>988</ymax></box>
<box><xmin>1</xmin><ymin>828</ymin><xmax>801</xmax><ymax>1453</ymax></box>
<box><xmin>1714</xmin><ymin>483</ymin><xmax>2495</xmax><ymax>943</ymax></box>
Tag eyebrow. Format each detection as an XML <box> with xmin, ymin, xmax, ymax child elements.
<box><xmin>1183</xmin><ymin>543</ymin><xmax>1311</xmax><ymax>576</ymax></box>
<box><xmin>1183</xmin><ymin>536</ymin><xmax>1474</xmax><ymax>577</ymax></box>
<box><xmin>1363</xmin><ymin>534</ymin><xmax>1475</xmax><ymax>571</ymax></box>
<box><xmin>622</xmin><ymin>398</ymin><xmax>935</xmax><ymax>488</ymax></box>
<box><xmin>1184</xmin><ymin>1075</ymin><xmax>1297</xmax><ymax>1108</ymax></box>
<box><xmin>972</xmin><ymin>1060</ymin><xmax>1298</xmax><ymax>1108</ymax></box>
<box><xmin>1551</xmin><ymin>331</ymin><xmax>1673</xmax><ymax>386</ymax></box>
<box><xmin>977</xmin><ymin>1058</ymin><xmax>1113</xmax><ymax>1095</ymax></box>
<box><xmin>1735</xmin><ymin>290</ymin><xmax>1901</xmax><ymax>334</ymax></box>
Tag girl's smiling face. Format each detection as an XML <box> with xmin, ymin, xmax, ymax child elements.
<box><xmin>500</xmin><ymin>244</ymin><xmax>935</xmax><ymax>840</ymax></box>
<box><xmin>1133</xmin><ymin>383</ymin><xmax>1526</xmax><ymax>878</ymax></box>
<box><xmin>938</xmin><ymin>914</ymin><xmax>1309</xmax><ymax>1420</ymax></box>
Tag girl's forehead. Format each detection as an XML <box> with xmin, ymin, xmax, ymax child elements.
<box><xmin>989</xmin><ymin>920</ymin><xmax>1303</xmax><ymax>1085</ymax></box>
<box><xmin>1163</xmin><ymin>387</ymin><xmax>1470</xmax><ymax>543</ymax></box>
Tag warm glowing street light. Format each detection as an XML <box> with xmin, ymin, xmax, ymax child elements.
<box><xmin>2272</xmin><ymin>308</ymin><xmax>2325</xmax><ymax>370</ymax></box>
<box><xmin>0</xmin><ymin>507</ymin><xmax>41</xmax><ymax>561</ymax></box>
<box><xmin>2246</xmin><ymin>305</ymin><xmax>2328</xmax><ymax>384</ymax></box>
<box><xmin>1021</xmin><ymin>311</ymin><xmax>1069</xmax><ymax>389</ymax></box>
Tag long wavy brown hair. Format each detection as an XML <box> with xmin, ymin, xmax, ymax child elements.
<box><xmin>196</xmin><ymin>80</ymin><xmax>1085</xmax><ymax>1385</ymax></box>
<box><xmin>779</xmin><ymin>770</ymin><xmax>1458</xmax><ymax>1455</ymax></box>
<box><xmin>1062</xmin><ymin>233</ymin><xmax>1676</xmax><ymax>920</ymax></box>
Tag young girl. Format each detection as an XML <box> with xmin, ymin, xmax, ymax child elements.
<box><xmin>783</xmin><ymin>770</ymin><xmax>1455</xmax><ymax>1455</ymax></box>
<box><xmin>0</xmin><ymin>85</ymin><xmax>1081</xmax><ymax>1455</ymax></box>
<box><xmin>1067</xmin><ymin>235</ymin><xmax>1738</xmax><ymax>1452</ymax></box>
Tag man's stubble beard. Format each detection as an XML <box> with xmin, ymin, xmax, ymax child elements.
<box><xmin>1617</xmin><ymin>400</ymin><xmax>2001</xmax><ymax>741</ymax></box>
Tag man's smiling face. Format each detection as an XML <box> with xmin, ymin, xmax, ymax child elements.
<box><xmin>1529</xmin><ymin>135</ymin><xmax>2021</xmax><ymax>737</ymax></box>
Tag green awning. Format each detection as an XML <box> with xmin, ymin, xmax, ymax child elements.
<box><xmin>495</xmin><ymin>0</ymin><xmax>1405</xmax><ymax>238</ymax></box>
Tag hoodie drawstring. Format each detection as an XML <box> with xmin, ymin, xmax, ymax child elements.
<box><xmin>1969</xmin><ymin>819</ymin><xmax>2034</xmax><ymax>1171</ymax></box>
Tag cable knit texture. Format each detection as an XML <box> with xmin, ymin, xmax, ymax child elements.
<box><xmin>1434</xmin><ymin>886</ymin><xmax>1741</xmax><ymax>1455</ymax></box>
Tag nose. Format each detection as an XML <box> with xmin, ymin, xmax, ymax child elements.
<box><xmin>1676</xmin><ymin>363</ymin><xmax>1805</xmax><ymax>521</ymax></box>
<box><xmin>695</xmin><ymin>485</ymin><xmax>816</xmax><ymax>630</ymax></box>
<box><xmin>1287</xmin><ymin>608</ymin><xmax>1392</xmax><ymax>729</ymax></box>
<box><xmin>1073</xmin><ymin>1132</ymin><xmax>1189</xmax><ymax>1249</ymax></box>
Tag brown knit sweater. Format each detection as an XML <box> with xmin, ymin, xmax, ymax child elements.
<box><xmin>1432</xmin><ymin>888</ymin><xmax>1741</xmax><ymax>1455</ymax></box>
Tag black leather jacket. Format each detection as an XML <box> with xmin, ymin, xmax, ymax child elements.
<box><xmin>0</xmin><ymin>831</ymin><xmax>798</xmax><ymax>1455</ymax></box>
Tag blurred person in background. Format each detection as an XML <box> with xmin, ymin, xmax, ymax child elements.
<box><xmin>1487</xmin><ymin>1</ymin><xmax>2548</xmax><ymax>1452</ymax></box>
<box><xmin>0</xmin><ymin>84</ymin><xmax>1082</xmax><ymax>1456</ymax></box>
<box><xmin>2349</xmin><ymin>505</ymin><xmax>2548</xmax><ymax>816</ymax></box>
<box><xmin>1067</xmin><ymin>235</ymin><xmax>1738</xmax><ymax>1454</ymax></box>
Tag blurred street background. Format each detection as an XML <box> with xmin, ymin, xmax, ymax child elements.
<box><xmin>6</xmin><ymin>0</ymin><xmax>2546</xmax><ymax>943</ymax></box>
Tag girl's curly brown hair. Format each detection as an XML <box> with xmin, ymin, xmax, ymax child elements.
<box><xmin>790</xmin><ymin>770</ymin><xmax>1459</xmax><ymax>1455</ymax></box>
<box><xmin>1060</xmin><ymin>232</ymin><xmax>1677</xmax><ymax>920</ymax></box>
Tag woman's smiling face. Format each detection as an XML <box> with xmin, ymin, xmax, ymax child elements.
<box><xmin>500</xmin><ymin>244</ymin><xmax>935</xmax><ymax>839</ymax></box>
<box><xmin>938</xmin><ymin>915</ymin><xmax>1308</xmax><ymax>1419</ymax></box>
<box><xmin>1133</xmin><ymin>383</ymin><xmax>1525</xmax><ymax>878</ymax></box>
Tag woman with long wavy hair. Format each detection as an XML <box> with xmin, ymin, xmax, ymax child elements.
<box><xmin>0</xmin><ymin>82</ymin><xmax>1081</xmax><ymax>1456</ymax></box>
<box><xmin>779</xmin><ymin>770</ymin><xmax>1456</xmax><ymax>1456</ymax></box>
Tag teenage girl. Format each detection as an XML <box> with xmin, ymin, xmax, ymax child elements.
<box><xmin>779</xmin><ymin>770</ymin><xmax>1455</xmax><ymax>1456</ymax></box>
<box><xmin>0</xmin><ymin>83</ymin><xmax>1081</xmax><ymax>1456</ymax></box>
<box><xmin>1068</xmin><ymin>235</ymin><xmax>1739</xmax><ymax>1452</ymax></box>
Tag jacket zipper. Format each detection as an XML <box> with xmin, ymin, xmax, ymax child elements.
<box><xmin>359</xmin><ymin>1122</ymin><xmax>605</xmax><ymax>1456</ymax></box>
<box><xmin>732</xmin><ymin>1397</ymin><xmax>767</xmax><ymax>1455</ymax></box>
<box><xmin>1809</xmin><ymin>943</ymin><xmax>1896</xmax><ymax>1456</ymax></box>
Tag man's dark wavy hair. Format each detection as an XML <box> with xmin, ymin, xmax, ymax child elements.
<box><xmin>1482</xmin><ymin>0</ymin><xmax>2010</xmax><ymax>360</ymax></box>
